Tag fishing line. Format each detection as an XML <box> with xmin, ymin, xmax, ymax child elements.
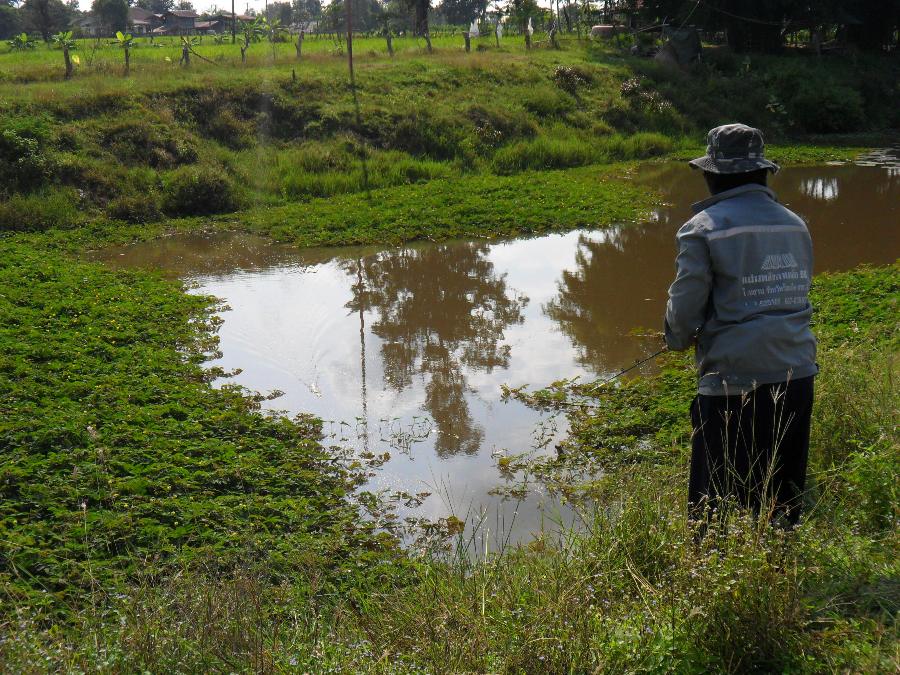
<box><xmin>548</xmin><ymin>346</ymin><xmax>669</xmax><ymax>410</ymax></box>
<box><xmin>586</xmin><ymin>346</ymin><xmax>668</xmax><ymax>393</ymax></box>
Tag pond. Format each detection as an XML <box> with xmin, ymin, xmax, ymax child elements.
<box><xmin>95</xmin><ymin>158</ymin><xmax>899</xmax><ymax>546</ymax></box>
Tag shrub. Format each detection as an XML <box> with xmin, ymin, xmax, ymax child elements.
<box><xmin>104</xmin><ymin>120</ymin><xmax>199</xmax><ymax>169</ymax></box>
<box><xmin>205</xmin><ymin>108</ymin><xmax>255</xmax><ymax>150</ymax></box>
<box><xmin>554</xmin><ymin>65</ymin><xmax>594</xmax><ymax>94</ymax></box>
<box><xmin>55</xmin><ymin>155</ymin><xmax>157</xmax><ymax>205</ymax></box>
<box><xmin>0</xmin><ymin>129</ymin><xmax>53</xmax><ymax>194</ymax></box>
<box><xmin>788</xmin><ymin>84</ymin><xmax>865</xmax><ymax>134</ymax></box>
<box><xmin>521</xmin><ymin>87</ymin><xmax>576</xmax><ymax>118</ymax></box>
<box><xmin>466</xmin><ymin>104</ymin><xmax>538</xmax><ymax>144</ymax></box>
<box><xmin>106</xmin><ymin>193</ymin><xmax>163</xmax><ymax>223</ymax></box>
<box><xmin>162</xmin><ymin>166</ymin><xmax>244</xmax><ymax>216</ymax></box>
<box><xmin>384</xmin><ymin>108</ymin><xmax>464</xmax><ymax>160</ymax></box>
<box><xmin>493</xmin><ymin>137</ymin><xmax>595</xmax><ymax>174</ymax></box>
<box><xmin>0</xmin><ymin>189</ymin><xmax>79</xmax><ymax>232</ymax></box>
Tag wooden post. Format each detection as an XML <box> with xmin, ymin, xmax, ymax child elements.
<box><xmin>386</xmin><ymin>31</ymin><xmax>394</xmax><ymax>56</ymax></box>
<box><xmin>63</xmin><ymin>45</ymin><xmax>72</xmax><ymax>79</ymax></box>
<box><xmin>464</xmin><ymin>31</ymin><xmax>470</xmax><ymax>52</ymax></box>
<box><xmin>295</xmin><ymin>29</ymin><xmax>303</xmax><ymax>58</ymax></box>
<box><xmin>525</xmin><ymin>32</ymin><xmax>531</xmax><ymax>49</ymax></box>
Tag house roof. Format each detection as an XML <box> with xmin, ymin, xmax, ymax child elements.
<box><xmin>129</xmin><ymin>6</ymin><xmax>157</xmax><ymax>22</ymax></box>
<box><xmin>167</xmin><ymin>10</ymin><xmax>199</xmax><ymax>18</ymax></box>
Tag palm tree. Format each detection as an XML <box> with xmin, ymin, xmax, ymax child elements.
<box><xmin>112</xmin><ymin>30</ymin><xmax>135</xmax><ymax>76</ymax></box>
<box><xmin>51</xmin><ymin>31</ymin><xmax>77</xmax><ymax>79</ymax></box>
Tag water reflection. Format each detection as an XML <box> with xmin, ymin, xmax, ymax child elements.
<box><xmin>343</xmin><ymin>244</ymin><xmax>527</xmax><ymax>456</ymax></box>
<box><xmin>545</xmin><ymin>225</ymin><xmax>672</xmax><ymax>369</ymax></box>
<box><xmin>800</xmin><ymin>177</ymin><xmax>839</xmax><ymax>201</ymax></box>
<box><xmin>90</xmin><ymin>159</ymin><xmax>899</xmax><ymax>543</ymax></box>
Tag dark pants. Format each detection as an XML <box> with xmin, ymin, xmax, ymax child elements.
<box><xmin>688</xmin><ymin>376</ymin><xmax>814</xmax><ymax>527</ymax></box>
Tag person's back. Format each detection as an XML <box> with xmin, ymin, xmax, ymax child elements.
<box><xmin>667</xmin><ymin>182</ymin><xmax>817</xmax><ymax>395</ymax></box>
<box><xmin>665</xmin><ymin>124</ymin><xmax>817</xmax><ymax>529</ymax></box>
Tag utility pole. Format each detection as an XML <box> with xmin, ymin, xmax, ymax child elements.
<box><xmin>231</xmin><ymin>0</ymin><xmax>235</xmax><ymax>43</ymax></box>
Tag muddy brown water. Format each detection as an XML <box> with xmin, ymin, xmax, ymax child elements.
<box><xmin>95</xmin><ymin>159</ymin><xmax>899</xmax><ymax>546</ymax></box>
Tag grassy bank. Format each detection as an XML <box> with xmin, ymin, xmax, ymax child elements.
<box><xmin>2</xmin><ymin>38</ymin><xmax>897</xmax><ymax>244</ymax></box>
<box><xmin>2</xmin><ymin>263</ymin><xmax>896</xmax><ymax>672</ymax></box>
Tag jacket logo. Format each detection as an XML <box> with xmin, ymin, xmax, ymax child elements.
<box><xmin>760</xmin><ymin>253</ymin><xmax>798</xmax><ymax>271</ymax></box>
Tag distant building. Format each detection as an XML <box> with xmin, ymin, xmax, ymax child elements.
<box><xmin>76</xmin><ymin>14</ymin><xmax>104</xmax><ymax>37</ymax></box>
<box><xmin>129</xmin><ymin>7</ymin><xmax>163</xmax><ymax>35</ymax></box>
<box><xmin>152</xmin><ymin>10</ymin><xmax>199</xmax><ymax>36</ymax></box>
<box><xmin>75</xmin><ymin>8</ymin><xmax>164</xmax><ymax>37</ymax></box>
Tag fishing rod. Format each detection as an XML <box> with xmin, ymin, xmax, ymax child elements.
<box><xmin>556</xmin><ymin>346</ymin><xmax>669</xmax><ymax>409</ymax></box>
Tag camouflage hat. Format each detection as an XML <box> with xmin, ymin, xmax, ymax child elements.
<box><xmin>689</xmin><ymin>123</ymin><xmax>780</xmax><ymax>175</ymax></box>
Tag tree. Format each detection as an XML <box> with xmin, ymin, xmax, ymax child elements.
<box><xmin>436</xmin><ymin>0</ymin><xmax>486</xmax><ymax>25</ymax></box>
<box><xmin>502</xmin><ymin>0</ymin><xmax>539</xmax><ymax>32</ymax></box>
<box><xmin>292</xmin><ymin>0</ymin><xmax>321</xmax><ymax>24</ymax></box>
<box><xmin>343</xmin><ymin>244</ymin><xmax>526</xmax><ymax>457</ymax></box>
<box><xmin>0</xmin><ymin>4</ymin><xmax>25</xmax><ymax>40</ymax></box>
<box><xmin>136</xmin><ymin>0</ymin><xmax>173</xmax><ymax>13</ymax></box>
<box><xmin>843</xmin><ymin>0</ymin><xmax>899</xmax><ymax>51</ymax></box>
<box><xmin>92</xmin><ymin>0</ymin><xmax>128</xmax><ymax>34</ymax></box>
<box><xmin>174</xmin><ymin>0</ymin><xmax>194</xmax><ymax>10</ymax></box>
<box><xmin>21</xmin><ymin>0</ymin><xmax>70</xmax><ymax>41</ymax></box>
<box><xmin>269</xmin><ymin>0</ymin><xmax>292</xmax><ymax>25</ymax></box>
<box><xmin>239</xmin><ymin>16</ymin><xmax>265</xmax><ymax>62</ymax></box>
<box><xmin>112</xmin><ymin>29</ymin><xmax>134</xmax><ymax>74</ymax></box>
<box><xmin>410</xmin><ymin>0</ymin><xmax>430</xmax><ymax>49</ymax></box>
<box><xmin>51</xmin><ymin>29</ymin><xmax>76</xmax><ymax>78</ymax></box>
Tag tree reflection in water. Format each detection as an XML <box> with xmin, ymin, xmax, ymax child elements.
<box><xmin>545</xmin><ymin>224</ymin><xmax>673</xmax><ymax>371</ymax></box>
<box><xmin>343</xmin><ymin>243</ymin><xmax>527</xmax><ymax>457</ymax></box>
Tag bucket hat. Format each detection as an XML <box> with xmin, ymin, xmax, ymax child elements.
<box><xmin>689</xmin><ymin>123</ymin><xmax>780</xmax><ymax>174</ymax></box>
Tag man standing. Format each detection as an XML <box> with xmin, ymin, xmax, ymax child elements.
<box><xmin>665</xmin><ymin>123</ymin><xmax>817</xmax><ymax>528</ymax></box>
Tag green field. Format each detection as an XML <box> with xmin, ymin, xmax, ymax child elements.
<box><xmin>1</xmin><ymin>36</ymin><xmax>898</xmax><ymax>671</ymax></box>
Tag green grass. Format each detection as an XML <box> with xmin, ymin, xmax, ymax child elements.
<box><xmin>223</xmin><ymin>165</ymin><xmax>658</xmax><ymax>247</ymax></box>
<box><xmin>0</xmin><ymin>237</ymin><xmax>404</xmax><ymax>617</ymax></box>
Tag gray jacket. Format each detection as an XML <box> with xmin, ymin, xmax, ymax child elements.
<box><xmin>665</xmin><ymin>183</ymin><xmax>818</xmax><ymax>395</ymax></box>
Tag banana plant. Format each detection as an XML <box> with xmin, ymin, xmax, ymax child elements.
<box><xmin>180</xmin><ymin>35</ymin><xmax>200</xmax><ymax>66</ymax></box>
<box><xmin>112</xmin><ymin>30</ymin><xmax>135</xmax><ymax>76</ymax></box>
<box><xmin>7</xmin><ymin>33</ymin><xmax>36</xmax><ymax>51</ymax></box>
<box><xmin>51</xmin><ymin>31</ymin><xmax>77</xmax><ymax>80</ymax></box>
<box><xmin>262</xmin><ymin>17</ymin><xmax>287</xmax><ymax>61</ymax></box>
<box><xmin>239</xmin><ymin>18</ymin><xmax>265</xmax><ymax>64</ymax></box>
